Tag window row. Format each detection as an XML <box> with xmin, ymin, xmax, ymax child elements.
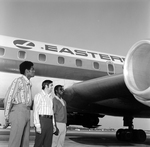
<box><xmin>0</xmin><ymin>47</ymin><xmax>115</xmax><ymax>74</ymax></box>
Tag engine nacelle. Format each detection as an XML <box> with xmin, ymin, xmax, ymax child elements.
<box><xmin>124</xmin><ymin>40</ymin><xmax>150</xmax><ymax>107</ymax></box>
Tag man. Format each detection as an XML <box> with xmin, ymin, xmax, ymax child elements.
<box><xmin>33</xmin><ymin>80</ymin><xmax>55</xmax><ymax>147</ymax></box>
<box><xmin>4</xmin><ymin>61</ymin><xmax>35</xmax><ymax>147</ymax></box>
<box><xmin>52</xmin><ymin>85</ymin><xmax>67</xmax><ymax>147</ymax></box>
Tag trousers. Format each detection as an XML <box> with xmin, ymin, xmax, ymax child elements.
<box><xmin>52</xmin><ymin>122</ymin><xmax>66</xmax><ymax>147</ymax></box>
<box><xmin>34</xmin><ymin>116</ymin><xmax>53</xmax><ymax>147</ymax></box>
<box><xmin>8</xmin><ymin>104</ymin><xmax>30</xmax><ymax>147</ymax></box>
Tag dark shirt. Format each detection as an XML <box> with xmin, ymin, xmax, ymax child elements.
<box><xmin>53</xmin><ymin>96</ymin><xmax>67</xmax><ymax>123</ymax></box>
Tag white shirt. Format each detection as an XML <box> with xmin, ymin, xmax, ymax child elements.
<box><xmin>33</xmin><ymin>90</ymin><xmax>53</xmax><ymax>128</ymax></box>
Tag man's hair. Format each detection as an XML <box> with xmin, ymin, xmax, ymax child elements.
<box><xmin>19</xmin><ymin>61</ymin><xmax>34</xmax><ymax>74</ymax></box>
<box><xmin>54</xmin><ymin>85</ymin><xmax>63</xmax><ymax>95</ymax></box>
<box><xmin>42</xmin><ymin>80</ymin><xmax>53</xmax><ymax>90</ymax></box>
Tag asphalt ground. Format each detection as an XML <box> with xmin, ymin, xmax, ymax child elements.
<box><xmin>0</xmin><ymin>128</ymin><xmax>150</xmax><ymax>147</ymax></box>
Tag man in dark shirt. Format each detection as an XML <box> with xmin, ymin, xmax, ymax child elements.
<box><xmin>52</xmin><ymin>85</ymin><xmax>67</xmax><ymax>147</ymax></box>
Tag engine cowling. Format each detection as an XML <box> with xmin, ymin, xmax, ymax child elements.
<box><xmin>124</xmin><ymin>40</ymin><xmax>150</xmax><ymax>107</ymax></box>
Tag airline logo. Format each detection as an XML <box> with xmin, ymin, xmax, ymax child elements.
<box><xmin>13</xmin><ymin>40</ymin><xmax>35</xmax><ymax>49</ymax></box>
<box><xmin>0</xmin><ymin>35</ymin><xmax>125</xmax><ymax>64</ymax></box>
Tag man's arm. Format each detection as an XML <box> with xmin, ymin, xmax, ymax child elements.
<box><xmin>33</xmin><ymin>93</ymin><xmax>41</xmax><ymax>133</ymax></box>
<box><xmin>3</xmin><ymin>79</ymin><xmax>18</xmax><ymax>128</ymax></box>
<box><xmin>53</xmin><ymin>98</ymin><xmax>59</xmax><ymax>135</ymax></box>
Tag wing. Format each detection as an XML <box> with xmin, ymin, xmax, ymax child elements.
<box><xmin>63</xmin><ymin>74</ymin><xmax>150</xmax><ymax>118</ymax></box>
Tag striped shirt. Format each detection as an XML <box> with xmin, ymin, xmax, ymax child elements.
<box><xmin>33</xmin><ymin>90</ymin><xmax>53</xmax><ymax>128</ymax></box>
<box><xmin>4</xmin><ymin>75</ymin><xmax>32</xmax><ymax>120</ymax></box>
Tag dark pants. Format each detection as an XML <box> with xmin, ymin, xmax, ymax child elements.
<box><xmin>34</xmin><ymin>116</ymin><xmax>53</xmax><ymax>147</ymax></box>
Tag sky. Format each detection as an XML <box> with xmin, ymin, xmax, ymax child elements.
<box><xmin>0</xmin><ymin>0</ymin><xmax>150</xmax><ymax>57</ymax></box>
<box><xmin>0</xmin><ymin>0</ymin><xmax>150</xmax><ymax>129</ymax></box>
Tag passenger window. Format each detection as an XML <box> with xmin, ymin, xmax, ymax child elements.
<box><xmin>58</xmin><ymin>57</ymin><xmax>65</xmax><ymax>64</ymax></box>
<box><xmin>107</xmin><ymin>62</ymin><xmax>115</xmax><ymax>75</ymax></box>
<box><xmin>39</xmin><ymin>54</ymin><xmax>46</xmax><ymax>62</ymax></box>
<box><xmin>76</xmin><ymin>59</ymin><xmax>82</xmax><ymax>67</ymax></box>
<box><xmin>18</xmin><ymin>51</ymin><xmax>26</xmax><ymax>59</ymax></box>
<box><xmin>93</xmin><ymin>62</ymin><xmax>99</xmax><ymax>69</ymax></box>
<box><xmin>0</xmin><ymin>47</ymin><xmax>5</xmax><ymax>56</ymax></box>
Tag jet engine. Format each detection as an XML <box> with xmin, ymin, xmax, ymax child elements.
<box><xmin>124</xmin><ymin>40</ymin><xmax>150</xmax><ymax>107</ymax></box>
<box><xmin>116</xmin><ymin>40</ymin><xmax>150</xmax><ymax>142</ymax></box>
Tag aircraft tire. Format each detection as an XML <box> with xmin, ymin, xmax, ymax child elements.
<box><xmin>116</xmin><ymin>129</ymin><xmax>124</xmax><ymax>141</ymax></box>
<box><xmin>123</xmin><ymin>130</ymin><xmax>133</xmax><ymax>142</ymax></box>
<box><xmin>133</xmin><ymin>129</ymin><xmax>146</xmax><ymax>142</ymax></box>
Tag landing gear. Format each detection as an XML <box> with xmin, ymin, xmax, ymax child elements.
<box><xmin>116</xmin><ymin>116</ymin><xmax>146</xmax><ymax>142</ymax></box>
<box><xmin>116</xmin><ymin>128</ymin><xmax>146</xmax><ymax>142</ymax></box>
<box><xmin>67</xmin><ymin>113</ymin><xmax>100</xmax><ymax>128</ymax></box>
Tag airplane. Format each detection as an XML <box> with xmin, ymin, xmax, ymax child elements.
<box><xmin>0</xmin><ymin>35</ymin><xmax>150</xmax><ymax>142</ymax></box>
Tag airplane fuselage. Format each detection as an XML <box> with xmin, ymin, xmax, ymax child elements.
<box><xmin>0</xmin><ymin>35</ymin><xmax>125</xmax><ymax>81</ymax></box>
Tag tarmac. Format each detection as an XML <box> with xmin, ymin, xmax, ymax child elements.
<box><xmin>0</xmin><ymin>128</ymin><xmax>150</xmax><ymax>147</ymax></box>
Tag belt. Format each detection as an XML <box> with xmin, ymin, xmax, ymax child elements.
<box><xmin>13</xmin><ymin>104</ymin><xmax>31</xmax><ymax>110</ymax></box>
<box><xmin>39</xmin><ymin>115</ymin><xmax>53</xmax><ymax>119</ymax></box>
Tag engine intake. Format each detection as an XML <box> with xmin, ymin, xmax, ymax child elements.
<box><xmin>124</xmin><ymin>40</ymin><xmax>150</xmax><ymax>107</ymax></box>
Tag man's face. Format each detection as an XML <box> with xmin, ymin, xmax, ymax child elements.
<box><xmin>57</xmin><ymin>87</ymin><xmax>64</xmax><ymax>96</ymax></box>
<box><xmin>47</xmin><ymin>83</ymin><xmax>53</xmax><ymax>94</ymax></box>
<box><xmin>27</xmin><ymin>66</ymin><xmax>35</xmax><ymax>78</ymax></box>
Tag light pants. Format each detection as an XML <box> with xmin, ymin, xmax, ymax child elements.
<box><xmin>8</xmin><ymin>104</ymin><xmax>30</xmax><ymax>147</ymax></box>
<box><xmin>52</xmin><ymin>122</ymin><xmax>66</xmax><ymax>147</ymax></box>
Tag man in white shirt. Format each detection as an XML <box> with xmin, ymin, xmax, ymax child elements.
<box><xmin>33</xmin><ymin>80</ymin><xmax>55</xmax><ymax>147</ymax></box>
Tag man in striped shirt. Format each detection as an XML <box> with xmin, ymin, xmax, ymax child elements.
<box><xmin>33</xmin><ymin>80</ymin><xmax>56</xmax><ymax>147</ymax></box>
<box><xmin>3</xmin><ymin>61</ymin><xmax>35</xmax><ymax>147</ymax></box>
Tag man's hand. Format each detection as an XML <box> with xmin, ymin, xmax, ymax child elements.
<box><xmin>53</xmin><ymin>126</ymin><xmax>59</xmax><ymax>136</ymax></box>
<box><xmin>36</xmin><ymin>127</ymin><xmax>41</xmax><ymax>134</ymax></box>
<box><xmin>3</xmin><ymin>119</ymin><xmax>9</xmax><ymax>129</ymax></box>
